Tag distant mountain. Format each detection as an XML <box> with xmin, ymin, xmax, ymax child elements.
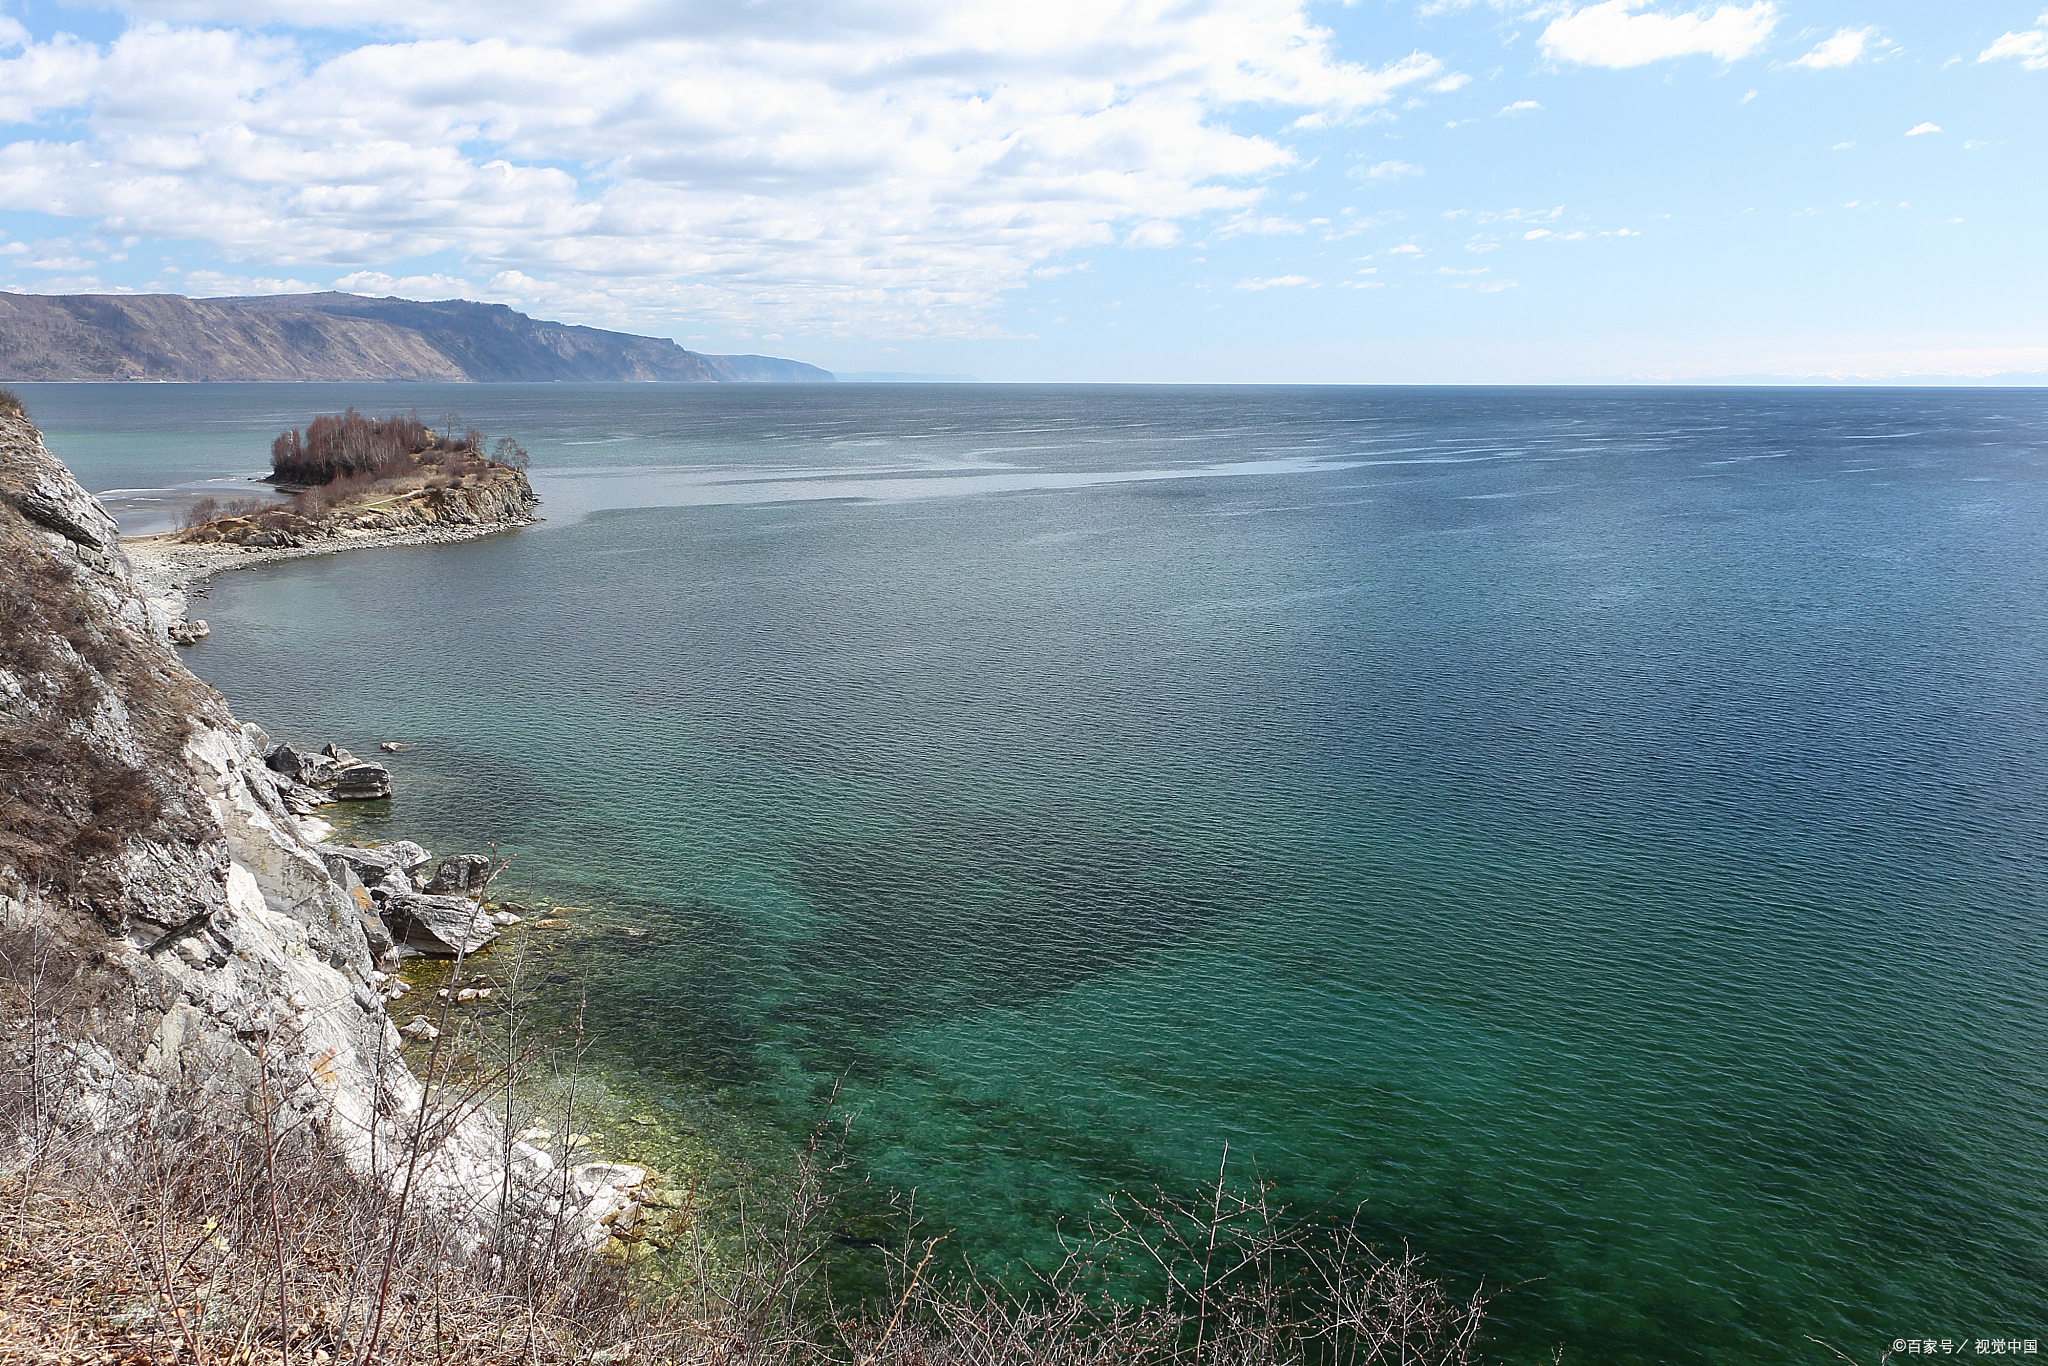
<box><xmin>0</xmin><ymin>292</ymin><xmax>835</xmax><ymax>384</ymax></box>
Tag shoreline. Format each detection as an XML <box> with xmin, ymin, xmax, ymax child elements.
<box><xmin>124</xmin><ymin>512</ymin><xmax>540</xmax><ymax>627</ymax></box>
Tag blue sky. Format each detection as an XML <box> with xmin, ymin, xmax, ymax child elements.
<box><xmin>0</xmin><ymin>0</ymin><xmax>2041</xmax><ymax>382</ymax></box>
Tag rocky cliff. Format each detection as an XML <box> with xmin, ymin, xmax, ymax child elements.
<box><xmin>0</xmin><ymin>292</ymin><xmax>835</xmax><ymax>384</ymax></box>
<box><xmin>0</xmin><ymin>408</ymin><xmax>636</xmax><ymax>1262</ymax></box>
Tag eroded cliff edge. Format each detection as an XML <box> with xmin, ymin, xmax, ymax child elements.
<box><xmin>0</xmin><ymin>408</ymin><xmax>634</xmax><ymax>1259</ymax></box>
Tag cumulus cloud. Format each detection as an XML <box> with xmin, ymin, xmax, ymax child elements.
<box><xmin>0</xmin><ymin>0</ymin><xmax>1447</xmax><ymax>337</ymax></box>
<box><xmin>1980</xmin><ymin>14</ymin><xmax>2048</xmax><ymax>70</ymax></box>
<box><xmin>1791</xmin><ymin>26</ymin><xmax>1875</xmax><ymax>69</ymax></box>
<box><xmin>1905</xmin><ymin>122</ymin><xmax>1940</xmax><ymax>136</ymax></box>
<box><xmin>1234</xmin><ymin>274</ymin><xmax>1316</xmax><ymax>289</ymax></box>
<box><xmin>1539</xmin><ymin>0</ymin><xmax>1777</xmax><ymax>69</ymax></box>
<box><xmin>1498</xmin><ymin>99</ymin><xmax>1542</xmax><ymax>115</ymax></box>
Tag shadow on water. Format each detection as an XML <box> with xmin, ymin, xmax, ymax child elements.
<box><xmin>780</xmin><ymin>815</ymin><xmax>1279</xmax><ymax>1040</ymax></box>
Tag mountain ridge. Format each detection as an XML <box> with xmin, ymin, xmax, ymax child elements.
<box><xmin>0</xmin><ymin>291</ymin><xmax>835</xmax><ymax>383</ymax></box>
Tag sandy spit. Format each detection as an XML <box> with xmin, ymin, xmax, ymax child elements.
<box><xmin>123</xmin><ymin>515</ymin><xmax>540</xmax><ymax>628</ymax></box>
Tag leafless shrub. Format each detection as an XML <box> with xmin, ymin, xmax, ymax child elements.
<box><xmin>0</xmin><ymin>387</ymin><xmax>25</xmax><ymax>417</ymax></box>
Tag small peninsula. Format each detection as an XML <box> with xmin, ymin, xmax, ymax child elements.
<box><xmin>125</xmin><ymin>406</ymin><xmax>542</xmax><ymax>634</ymax></box>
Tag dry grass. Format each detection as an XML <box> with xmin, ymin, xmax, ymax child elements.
<box><xmin>0</xmin><ymin>519</ymin><xmax>209</xmax><ymax>902</ymax></box>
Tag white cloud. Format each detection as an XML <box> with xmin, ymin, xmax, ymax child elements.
<box><xmin>1124</xmin><ymin>221</ymin><xmax>1184</xmax><ymax>249</ymax></box>
<box><xmin>1217</xmin><ymin>213</ymin><xmax>1309</xmax><ymax>237</ymax></box>
<box><xmin>0</xmin><ymin>0</ymin><xmax>1449</xmax><ymax>338</ymax></box>
<box><xmin>1791</xmin><ymin>26</ymin><xmax>1875</xmax><ymax>69</ymax></box>
<box><xmin>1498</xmin><ymin>99</ymin><xmax>1542</xmax><ymax>115</ymax></box>
<box><xmin>1905</xmin><ymin>122</ymin><xmax>1940</xmax><ymax>136</ymax></box>
<box><xmin>1539</xmin><ymin>0</ymin><xmax>1778</xmax><ymax>69</ymax></box>
<box><xmin>1387</xmin><ymin>243</ymin><xmax>1423</xmax><ymax>255</ymax></box>
<box><xmin>1979</xmin><ymin>15</ymin><xmax>2048</xmax><ymax>70</ymax></box>
<box><xmin>1351</xmin><ymin>158</ymin><xmax>1425</xmax><ymax>181</ymax></box>
<box><xmin>1831</xmin><ymin>140</ymin><xmax>1855</xmax><ymax>149</ymax></box>
<box><xmin>180</xmin><ymin>269</ymin><xmax>327</xmax><ymax>294</ymax></box>
<box><xmin>1234</xmin><ymin>274</ymin><xmax>1316</xmax><ymax>289</ymax></box>
<box><xmin>1431</xmin><ymin>72</ymin><xmax>1472</xmax><ymax>91</ymax></box>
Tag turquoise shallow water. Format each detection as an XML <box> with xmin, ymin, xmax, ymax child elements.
<box><xmin>22</xmin><ymin>382</ymin><xmax>2048</xmax><ymax>1363</ymax></box>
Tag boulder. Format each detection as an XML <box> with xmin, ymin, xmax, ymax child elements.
<box><xmin>373</xmin><ymin>840</ymin><xmax>433</xmax><ymax>875</ymax></box>
<box><xmin>317</xmin><ymin>844</ymin><xmax>413</xmax><ymax>907</ymax></box>
<box><xmin>331</xmin><ymin>762</ymin><xmax>392</xmax><ymax>800</ymax></box>
<box><xmin>379</xmin><ymin>741</ymin><xmax>406</xmax><ymax>752</ymax></box>
<box><xmin>383</xmin><ymin>891</ymin><xmax>499</xmax><ymax>956</ymax></box>
<box><xmin>321</xmin><ymin>742</ymin><xmax>361</xmax><ymax>766</ymax></box>
<box><xmin>422</xmin><ymin>853</ymin><xmax>492</xmax><ymax>894</ymax></box>
<box><xmin>316</xmin><ymin>854</ymin><xmax>397</xmax><ymax>956</ymax></box>
<box><xmin>277</xmin><ymin>778</ymin><xmax>332</xmax><ymax>816</ymax></box>
<box><xmin>265</xmin><ymin>742</ymin><xmax>340</xmax><ymax>788</ymax></box>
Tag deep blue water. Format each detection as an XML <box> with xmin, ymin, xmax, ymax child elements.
<box><xmin>22</xmin><ymin>382</ymin><xmax>2048</xmax><ymax>1364</ymax></box>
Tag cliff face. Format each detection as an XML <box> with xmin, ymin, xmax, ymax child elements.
<box><xmin>0</xmin><ymin>292</ymin><xmax>836</xmax><ymax>384</ymax></box>
<box><xmin>0</xmin><ymin>411</ymin><xmax>627</xmax><ymax>1256</ymax></box>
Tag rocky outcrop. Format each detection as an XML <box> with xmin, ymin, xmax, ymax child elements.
<box><xmin>0</xmin><ymin>291</ymin><xmax>834</xmax><ymax>383</ymax></box>
<box><xmin>177</xmin><ymin>466</ymin><xmax>539</xmax><ymax>551</ymax></box>
<box><xmin>384</xmin><ymin>892</ymin><xmax>500</xmax><ymax>956</ymax></box>
<box><xmin>423</xmin><ymin>853</ymin><xmax>492</xmax><ymax>894</ymax></box>
<box><xmin>0</xmin><ymin>408</ymin><xmax>638</xmax><ymax>1263</ymax></box>
<box><xmin>316</xmin><ymin>844</ymin><xmax>500</xmax><ymax>956</ymax></box>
